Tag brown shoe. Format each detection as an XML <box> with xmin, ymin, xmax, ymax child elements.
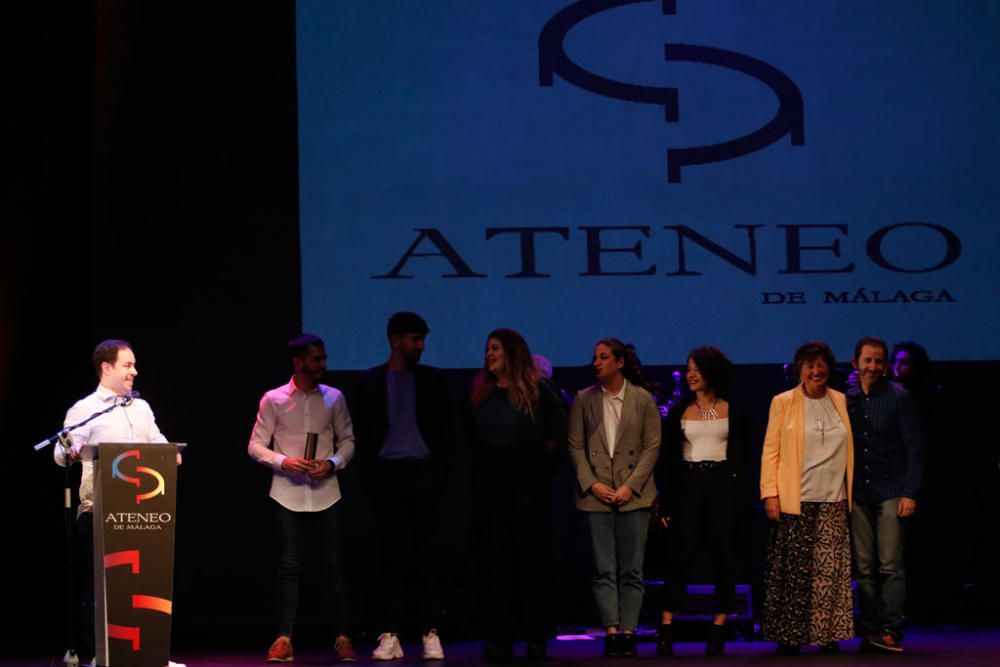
<box><xmin>266</xmin><ymin>636</ymin><xmax>294</xmax><ymax>663</ymax></box>
<box><xmin>335</xmin><ymin>635</ymin><xmax>358</xmax><ymax>663</ymax></box>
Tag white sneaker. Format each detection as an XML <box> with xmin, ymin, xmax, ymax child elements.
<box><xmin>373</xmin><ymin>633</ymin><xmax>404</xmax><ymax>660</ymax></box>
<box><xmin>168</xmin><ymin>662</ymin><xmax>187</xmax><ymax>667</ymax></box>
<box><xmin>422</xmin><ymin>629</ymin><xmax>445</xmax><ymax>660</ymax></box>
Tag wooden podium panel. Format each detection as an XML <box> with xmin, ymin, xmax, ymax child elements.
<box><xmin>92</xmin><ymin>443</ymin><xmax>182</xmax><ymax>667</ymax></box>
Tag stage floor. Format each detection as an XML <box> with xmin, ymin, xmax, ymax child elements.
<box><xmin>7</xmin><ymin>627</ymin><xmax>999</xmax><ymax>666</ymax></box>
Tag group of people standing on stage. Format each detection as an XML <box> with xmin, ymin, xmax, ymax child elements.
<box><xmin>56</xmin><ymin>317</ymin><xmax>926</xmax><ymax>664</ymax></box>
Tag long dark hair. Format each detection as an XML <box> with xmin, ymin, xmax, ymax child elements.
<box><xmin>595</xmin><ymin>338</ymin><xmax>653</xmax><ymax>393</ymax></box>
<box><xmin>470</xmin><ymin>328</ymin><xmax>541</xmax><ymax>414</ymax></box>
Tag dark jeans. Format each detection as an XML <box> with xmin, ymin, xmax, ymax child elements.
<box><xmin>274</xmin><ymin>499</ymin><xmax>348</xmax><ymax>637</ymax></box>
<box><xmin>851</xmin><ymin>498</ymin><xmax>907</xmax><ymax>639</ymax></box>
<box><xmin>661</xmin><ymin>464</ymin><xmax>738</xmax><ymax>614</ymax></box>
<box><xmin>370</xmin><ymin>459</ymin><xmax>444</xmax><ymax>634</ymax></box>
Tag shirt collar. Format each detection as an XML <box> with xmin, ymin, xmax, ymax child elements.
<box><xmin>602</xmin><ymin>379</ymin><xmax>628</xmax><ymax>400</ymax></box>
<box><xmin>95</xmin><ymin>384</ymin><xmax>119</xmax><ymax>403</ymax></box>
<box><xmin>865</xmin><ymin>377</ymin><xmax>890</xmax><ymax>396</ymax></box>
<box><xmin>286</xmin><ymin>377</ymin><xmax>320</xmax><ymax>396</ymax></box>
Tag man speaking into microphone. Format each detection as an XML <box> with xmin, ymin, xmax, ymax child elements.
<box><xmin>54</xmin><ymin>339</ymin><xmax>176</xmax><ymax>662</ymax></box>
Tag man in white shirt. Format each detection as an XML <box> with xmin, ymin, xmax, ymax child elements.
<box><xmin>54</xmin><ymin>339</ymin><xmax>177</xmax><ymax>665</ymax></box>
<box><xmin>248</xmin><ymin>334</ymin><xmax>357</xmax><ymax>663</ymax></box>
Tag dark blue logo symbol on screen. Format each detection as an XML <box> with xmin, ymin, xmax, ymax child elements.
<box><xmin>539</xmin><ymin>0</ymin><xmax>804</xmax><ymax>183</ymax></box>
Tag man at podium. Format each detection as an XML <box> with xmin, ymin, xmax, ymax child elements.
<box><xmin>248</xmin><ymin>333</ymin><xmax>358</xmax><ymax>663</ymax></box>
<box><xmin>54</xmin><ymin>339</ymin><xmax>177</xmax><ymax>663</ymax></box>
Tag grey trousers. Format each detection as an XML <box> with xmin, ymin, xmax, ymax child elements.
<box><xmin>586</xmin><ymin>508</ymin><xmax>651</xmax><ymax>631</ymax></box>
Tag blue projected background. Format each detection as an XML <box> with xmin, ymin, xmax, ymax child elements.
<box><xmin>297</xmin><ymin>0</ymin><xmax>1000</xmax><ymax>369</ymax></box>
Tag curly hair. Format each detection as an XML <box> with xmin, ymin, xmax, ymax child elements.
<box><xmin>687</xmin><ymin>346</ymin><xmax>734</xmax><ymax>398</ymax></box>
<box><xmin>891</xmin><ymin>340</ymin><xmax>932</xmax><ymax>384</ymax></box>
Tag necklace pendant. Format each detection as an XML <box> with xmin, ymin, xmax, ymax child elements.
<box><xmin>698</xmin><ymin>406</ymin><xmax>719</xmax><ymax>420</ymax></box>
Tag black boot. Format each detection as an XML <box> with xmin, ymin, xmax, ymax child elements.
<box><xmin>484</xmin><ymin>641</ymin><xmax>514</xmax><ymax>662</ymax></box>
<box><xmin>603</xmin><ymin>633</ymin><xmax>622</xmax><ymax>658</ymax></box>
<box><xmin>526</xmin><ymin>640</ymin><xmax>548</xmax><ymax>661</ymax></box>
<box><xmin>620</xmin><ymin>633</ymin><xmax>637</xmax><ymax>657</ymax></box>
<box><xmin>656</xmin><ymin>624</ymin><xmax>674</xmax><ymax>657</ymax></box>
<box><xmin>705</xmin><ymin>623</ymin><xmax>726</xmax><ymax>656</ymax></box>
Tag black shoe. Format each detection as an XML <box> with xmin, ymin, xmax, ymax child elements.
<box><xmin>706</xmin><ymin>624</ymin><xmax>726</xmax><ymax>656</ymax></box>
<box><xmin>776</xmin><ymin>643</ymin><xmax>800</xmax><ymax>655</ymax></box>
<box><xmin>526</xmin><ymin>640</ymin><xmax>547</xmax><ymax>661</ymax></box>
<box><xmin>484</xmin><ymin>641</ymin><xmax>514</xmax><ymax>662</ymax></box>
<box><xmin>820</xmin><ymin>641</ymin><xmax>839</xmax><ymax>653</ymax></box>
<box><xmin>656</xmin><ymin>624</ymin><xmax>674</xmax><ymax>657</ymax></box>
<box><xmin>604</xmin><ymin>633</ymin><xmax>623</xmax><ymax>658</ymax></box>
<box><xmin>620</xmin><ymin>633</ymin><xmax>637</xmax><ymax>657</ymax></box>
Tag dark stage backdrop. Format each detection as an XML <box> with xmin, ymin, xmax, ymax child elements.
<box><xmin>3</xmin><ymin>1</ymin><xmax>998</xmax><ymax>657</ymax></box>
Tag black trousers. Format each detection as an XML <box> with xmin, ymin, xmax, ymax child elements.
<box><xmin>76</xmin><ymin>512</ymin><xmax>95</xmax><ymax>660</ymax></box>
<box><xmin>476</xmin><ymin>452</ymin><xmax>553</xmax><ymax>644</ymax></box>
<box><xmin>370</xmin><ymin>459</ymin><xmax>445</xmax><ymax>635</ymax></box>
<box><xmin>273</xmin><ymin>500</ymin><xmax>348</xmax><ymax>637</ymax></box>
<box><xmin>661</xmin><ymin>463</ymin><xmax>738</xmax><ymax>614</ymax></box>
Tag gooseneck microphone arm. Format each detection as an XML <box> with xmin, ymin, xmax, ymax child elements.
<box><xmin>33</xmin><ymin>391</ymin><xmax>139</xmax><ymax>452</ymax></box>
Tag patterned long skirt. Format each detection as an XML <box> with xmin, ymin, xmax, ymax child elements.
<box><xmin>761</xmin><ymin>501</ymin><xmax>854</xmax><ymax>645</ymax></box>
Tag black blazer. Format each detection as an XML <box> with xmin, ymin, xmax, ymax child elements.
<box><xmin>352</xmin><ymin>363</ymin><xmax>455</xmax><ymax>476</ymax></box>
<box><xmin>654</xmin><ymin>396</ymin><xmax>749</xmax><ymax>516</ymax></box>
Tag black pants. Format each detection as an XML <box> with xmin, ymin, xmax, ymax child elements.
<box><xmin>661</xmin><ymin>463</ymin><xmax>738</xmax><ymax>614</ymax></box>
<box><xmin>77</xmin><ymin>512</ymin><xmax>95</xmax><ymax>660</ymax></box>
<box><xmin>476</xmin><ymin>453</ymin><xmax>553</xmax><ymax>644</ymax></box>
<box><xmin>273</xmin><ymin>500</ymin><xmax>348</xmax><ymax>637</ymax></box>
<box><xmin>369</xmin><ymin>459</ymin><xmax>445</xmax><ymax>634</ymax></box>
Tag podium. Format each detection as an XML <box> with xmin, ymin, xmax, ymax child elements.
<box><xmin>87</xmin><ymin>443</ymin><xmax>185</xmax><ymax>667</ymax></box>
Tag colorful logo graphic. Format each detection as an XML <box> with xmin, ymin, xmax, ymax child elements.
<box><xmin>539</xmin><ymin>0</ymin><xmax>804</xmax><ymax>182</ymax></box>
<box><xmin>112</xmin><ymin>449</ymin><xmax>166</xmax><ymax>504</ymax></box>
<box><xmin>104</xmin><ymin>550</ymin><xmax>173</xmax><ymax>652</ymax></box>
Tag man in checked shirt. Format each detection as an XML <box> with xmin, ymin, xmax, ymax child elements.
<box><xmin>249</xmin><ymin>333</ymin><xmax>358</xmax><ymax>663</ymax></box>
<box><xmin>847</xmin><ymin>336</ymin><xmax>925</xmax><ymax>654</ymax></box>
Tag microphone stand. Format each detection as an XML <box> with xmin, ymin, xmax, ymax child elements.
<box><xmin>34</xmin><ymin>396</ymin><xmax>133</xmax><ymax>667</ymax></box>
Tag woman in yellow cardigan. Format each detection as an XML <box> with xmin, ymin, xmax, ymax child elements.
<box><xmin>759</xmin><ymin>341</ymin><xmax>854</xmax><ymax>653</ymax></box>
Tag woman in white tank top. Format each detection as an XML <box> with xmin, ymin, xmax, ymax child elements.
<box><xmin>654</xmin><ymin>346</ymin><xmax>748</xmax><ymax>657</ymax></box>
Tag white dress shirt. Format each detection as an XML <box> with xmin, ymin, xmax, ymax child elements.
<box><xmin>602</xmin><ymin>381</ymin><xmax>626</xmax><ymax>459</ymax></box>
<box><xmin>248</xmin><ymin>378</ymin><xmax>356</xmax><ymax>512</ymax></box>
<box><xmin>54</xmin><ymin>384</ymin><xmax>170</xmax><ymax>516</ymax></box>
